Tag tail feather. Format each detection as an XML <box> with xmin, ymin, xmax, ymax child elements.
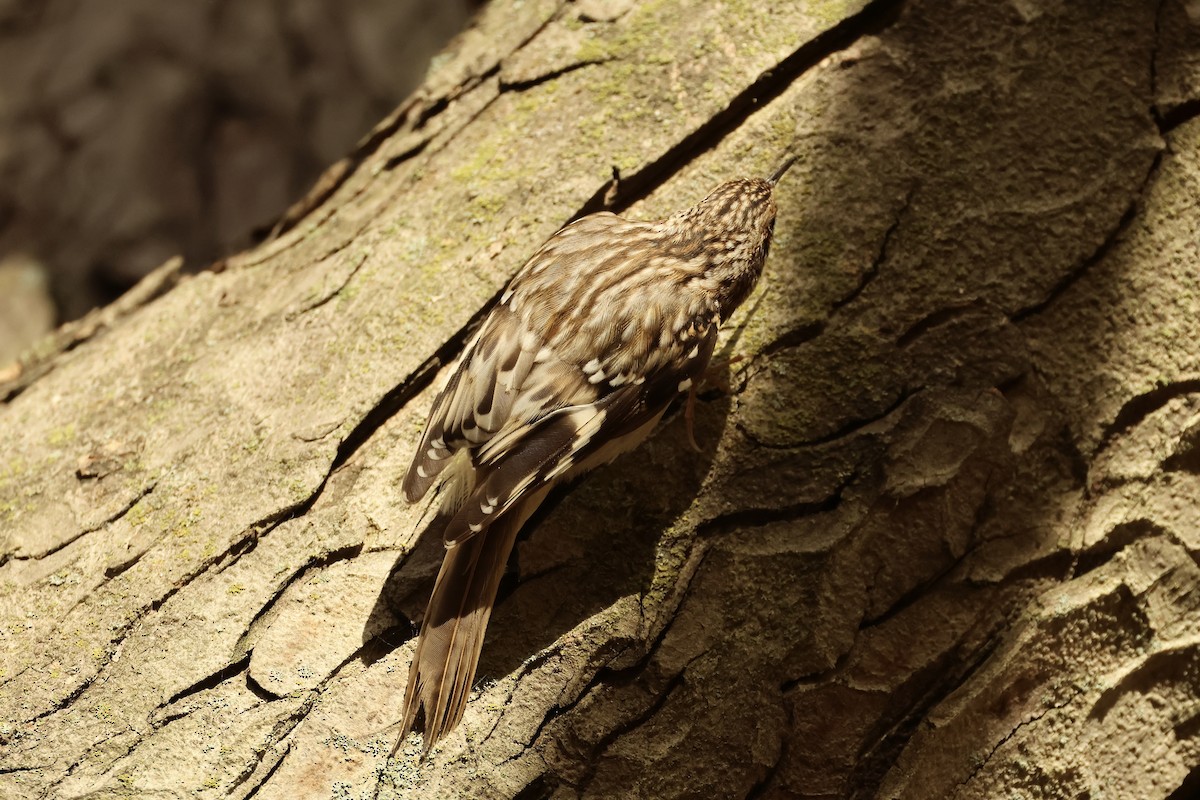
<box><xmin>399</xmin><ymin>489</ymin><xmax>548</xmax><ymax>751</ymax></box>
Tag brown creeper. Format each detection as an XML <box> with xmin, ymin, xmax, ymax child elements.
<box><xmin>399</xmin><ymin>157</ymin><xmax>795</xmax><ymax>750</ymax></box>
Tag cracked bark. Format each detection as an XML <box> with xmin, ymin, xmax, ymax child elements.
<box><xmin>3</xmin><ymin>0</ymin><xmax>1200</xmax><ymax>799</ymax></box>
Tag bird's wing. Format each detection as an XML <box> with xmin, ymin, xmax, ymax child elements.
<box><xmin>402</xmin><ymin>211</ymin><xmax>717</xmax><ymax>517</ymax></box>
<box><xmin>401</xmin><ymin>303</ymin><xmax>556</xmax><ymax>503</ymax></box>
<box><xmin>440</xmin><ymin>321</ymin><xmax>717</xmax><ymax>546</ymax></box>
<box><xmin>401</xmin><ymin>213</ymin><xmax>638</xmax><ymax>504</ymax></box>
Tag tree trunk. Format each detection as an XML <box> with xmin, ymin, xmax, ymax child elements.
<box><xmin>3</xmin><ymin>0</ymin><xmax>1199</xmax><ymax>798</ymax></box>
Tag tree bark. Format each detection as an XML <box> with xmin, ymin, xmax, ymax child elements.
<box><xmin>3</xmin><ymin>0</ymin><xmax>1199</xmax><ymax>798</ymax></box>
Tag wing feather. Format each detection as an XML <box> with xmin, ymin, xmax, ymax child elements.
<box><xmin>402</xmin><ymin>306</ymin><xmax>540</xmax><ymax>502</ymax></box>
<box><xmin>441</xmin><ymin>326</ymin><xmax>716</xmax><ymax>546</ymax></box>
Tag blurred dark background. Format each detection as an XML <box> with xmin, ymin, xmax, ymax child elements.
<box><xmin>0</xmin><ymin>0</ymin><xmax>479</xmax><ymax>364</ymax></box>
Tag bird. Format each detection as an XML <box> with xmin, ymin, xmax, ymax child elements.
<box><xmin>398</xmin><ymin>156</ymin><xmax>796</xmax><ymax>751</ymax></box>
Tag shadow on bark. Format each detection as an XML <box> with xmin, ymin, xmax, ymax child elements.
<box><xmin>527</xmin><ymin>0</ymin><xmax>1171</xmax><ymax>797</ymax></box>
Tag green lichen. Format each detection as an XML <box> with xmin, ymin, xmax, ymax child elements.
<box><xmin>125</xmin><ymin>497</ymin><xmax>151</xmax><ymax>528</ymax></box>
<box><xmin>143</xmin><ymin>397</ymin><xmax>175</xmax><ymax>427</ymax></box>
<box><xmin>0</xmin><ymin>456</ymin><xmax>25</xmax><ymax>485</ymax></box>
<box><xmin>511</xmin><ymin>78</ymin><xmax>559</xmax><ymax>118</ymax></box>
<box><xmin>574</xmin><ymin>35</ymin><xmax>614</xmax><ymax>65</ymax></box>
<box><xmin>604</xmin><ymin>0</ymin><xmax>673</xmax><ymax>62</ymax></box>
<box><xmin>768</xmin><ymin>111</ymin><xmax>800</xmax><ymax>151</ymax></box>
<box><xmin>285</xmin><ymin>477</ymin><xmax>310</xmax><ymax>503</ymax></box>
<box><xmin>808</xmin><ymin>0</ymin><xmax>861</xmax><ymax>27</ymax></box>
<box><xmin>449</xmin><ymin>138</ymin><xmax>513</xmax><ymax>185</ymax></box>
<box><xmin>335</xmin><ymin>278</ymin><xmax>362</xmax><ymax>306</ymax></box>
<box><xmin>47</xmin><ymin>424</ymin><xmax>76</xmax><ymax>447</ymax></box>
<box><xmin>469</xmin><ymin>192</ymin><xmax>508</xmax><ymax>220</ymax></box>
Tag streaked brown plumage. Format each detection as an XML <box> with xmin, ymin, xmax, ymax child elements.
<box><xmin>400</xmin><ymin>159</ymin><xmax>795</xmax><ymax>751</ymax></box>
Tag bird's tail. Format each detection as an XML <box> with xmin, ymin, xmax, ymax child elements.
<box><xmin>399</xmin><ymin>490</ymin><xmax>546</xmax><ymax>752</ymax></box>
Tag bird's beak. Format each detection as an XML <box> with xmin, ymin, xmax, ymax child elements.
<box><xmin>768</xmin><ymin>154</ymin><xmax>798</xmax><ymax>186</ymax></box>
